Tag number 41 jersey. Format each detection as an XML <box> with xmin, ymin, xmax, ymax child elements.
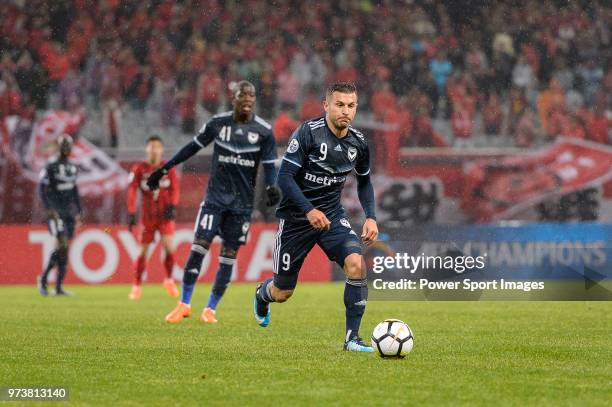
<box><xmin>276</xmin><ymin>117</ymin><xmax>371</xmax><ymax>221</ymax></box>
<box><xmin>194</xmin><ymin>111</ymin><xmax>277</xmax><ymax>213</ymax></box>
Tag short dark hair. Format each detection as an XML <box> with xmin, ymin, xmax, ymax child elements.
<box><xmin>146</xmin><ymin>135</ymin><xmax>163</xmax><ymax>145</ymax></box>
<box><xmin>230</xmin><ymin>80</ymin><xmax>256</xmax><ymax>98</ymax></box>
<box><xmin>326</xmin><ymin>82</ymin><xmax>357</xmax><ymax>98</ymax></box>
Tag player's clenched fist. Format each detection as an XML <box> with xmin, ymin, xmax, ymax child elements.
<box><xmin>361</xmin><ymin>218</ymin><xmax>378</xmax><ymax>245</ymax></box>
<box><xmin>306</xmin><ymin>208</ymin><xmax>331</xmax><ymax>231</ymax></box>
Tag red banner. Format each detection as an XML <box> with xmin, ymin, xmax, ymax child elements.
<box><xmin>461</xmin><ymin>138</ymin><xmax>612</xmax><ymax>222</ymax></box>
<box><xmin>2</xmin><ymin>111</ymin><xmax>128</xmax><ymax>196</ymax></box>
<box><xmin>0</xmin><ymin>223</ymin><xmax>332</xmax><ymax>285</ymax></box>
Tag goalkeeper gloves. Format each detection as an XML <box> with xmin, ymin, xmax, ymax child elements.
<box><xmin>164</xmin><ymin>205</ymin><xmax>176</xmax><ymax>220</ymax></box>
<box><xmin>146</xmin><ymin>168</ymin><xmax>168</xmax><ymax>190</ymax></box>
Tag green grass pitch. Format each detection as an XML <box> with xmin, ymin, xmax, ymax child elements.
<box><xmin>1</xmin><ymin>284</ymin><xmax>610</xmax><ymax>406</ymax></box>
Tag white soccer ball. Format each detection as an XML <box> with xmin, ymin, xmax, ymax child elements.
<box><xmin>371</xmin><ymin>319</ymin><xmax>414</xmax><ymax>358</ymax></box>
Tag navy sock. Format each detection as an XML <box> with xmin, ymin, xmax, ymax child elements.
<box><xmin>344</xmin><ymin>278</ymin><xmax>368</xmax><ymax>342</ymax></box>
<box><xmin>42</xmin><ymin>250</ymin><xmax>58</xmax><ymax>282</ymax></box>
<box><xmin>56</xmin><ymin>251</ymin><xmax>68</xmax><ymax>290</ymax></box>
<box><xmin>206</xmin><ymin>257</ymin><xmax>235</xmax><ymax>310</ymax></box>
<box><xmin>181</xmin><ymin>244</ymin><xmax>208</xmax><ymax>304</ymax></box>
<box><xmin>257</xmin><ymin>278</ymin><xmax>275</xmax><ymax>303</ymax></box>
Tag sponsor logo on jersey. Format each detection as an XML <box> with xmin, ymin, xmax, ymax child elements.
<box><xmin>304</xmin><ymin>172</ymin><xmax>346</xmax><ymax>186</ymax></box>
<box><xmin>235</xmin><ymin>128</ymin><xmax>244</xmax><ymax>135</ymax></box>
<box><xmin>334</xmin><ymin>145</ymin><xmax>342</xmax><ymax>152</ymax></box>
<box><xmin>348</xmin><ymin>146</ymin><xmax>357</xmax><ymax>161</ymax></box>
<box><xmin>287</xmin><ymin>139</ymin><xmax>299</xmax><ymax>153</ymax></box>
<box><xmin>340</xmin><ymin>218</ymin><xmax>352</xmax><ymax>228</ymax></box>
<box><xmin>218</xmin><ymin>154</ymin><xmax>256</xmax><ymax>167</ymax></box>
<box><xmin>56</xmin><ymin>182</ymin><xmax>75</xmax><ymax>191</ymax></box>
<box><xmin>248</xmin><ymin>132</ymin><xmax>259</xmax><ymax>144</ymax></box>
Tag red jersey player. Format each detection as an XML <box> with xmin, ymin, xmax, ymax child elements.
<box><xmin>127</xmin><ymin>135</ymin><xmax>180</xmax><ymax>299</ymax></box>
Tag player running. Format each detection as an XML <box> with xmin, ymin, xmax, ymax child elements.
<box><xmin>127</xmin><ymin>135</ymin><xmax>180</xmax><ymax>300</ymax></box>
<box><xmin>37</xmin><ymin>134</ymin><xmax>82</xmax><ymax>296</ymax></box>
<box><xmin>253</xmin><ymin>82</ymin><xmax>378</xmax><ymax>353</ymax></box>
<box><xmin>146</xmin><ymin>80</ymin><xmax>281</xmax><ymax>324</ymax></box>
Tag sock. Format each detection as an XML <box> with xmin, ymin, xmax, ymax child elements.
<box><xmin>56</xmin><ymin>250</ymin><xmax>68</xmax><ymax>291</ymax></box>
<box><xmin>344</xmin><ymin>278</ymin><xmax>368</xmax><ymax>342</ymax></box>
<box><xmin>163</xmin><ymin>252</ymin><xmax>175</xmax><ymax>279</ymax></box>
<box><xmin>206</xmin><ymin>256</ymin><xmax>235</xmax><ymax>310</ymax></box>
<box><xmin>42</xmin><ymin>250</ymin><xmax>59</xmax><ymax>283</ymax></box>
<box><xmin>134</xmin><ymin>255</ymin><xmax>146</xmax><ymax>285</ymax></box>
<box><xmin>180</xmin><ymin>244</ymin><xmax>208</xmax><ymax>304</ymax></box>
<box><xmin>257</xmin><ymin>278</ymin><xmax>275</xmax><ymax>303</ymax></box>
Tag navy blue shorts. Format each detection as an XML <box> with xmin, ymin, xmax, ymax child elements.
<box><xmin>193</xmin><ymin>203</ymin><xmax>251</xmax><ymax>248</ymax></box>
<box><xmin>272</xmin><ymin>217</ymin><xmax>363</xmax><ymax>290</ymax></box>
<box><xmin>47</xmin><ymin>214</ymin><xmax>75</xmax><ymax>240</ymax></box>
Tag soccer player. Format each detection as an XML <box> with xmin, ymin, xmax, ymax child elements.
<box><xmin>253</xmin><ymin>82</ymin><xmax>378</xmax><ymax>353</ymax></box>
<box><xmin>146</xmin><ymin>80</ymin><xmax>281</xmax><ymax>324</ymax></box>
<box><xmin>37</xmin><ymin>134</ymin><xmax>82</xmax><ymax>296</ymax></box>
<box><xmin>127</xmin><ymin>135</ymin><xmax>180</xmax><ymax>300</ymax></box>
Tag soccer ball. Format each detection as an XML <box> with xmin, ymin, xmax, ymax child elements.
<box><xmin>371</xmin><ymin>319</ymin><xmax>414</xmax><ymax>358</ymax></box>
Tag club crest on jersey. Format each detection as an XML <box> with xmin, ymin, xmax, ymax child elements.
<box><xmin>340</xmin><ymin>218</ymin><xmax>352</xmax><ymax>228</ymax></box>
<box><xmin>287</xmin><ymin>139</ymin><xmax>299</xmax><ymax>153</ymax></box>
<box><xmin>248</xmin><ymin>132</ymin><xmax>259</xmax><ymax>144</ymax></box>
<box><xmin>347</xmin><ymin>146</ymin><xmax>357</xmax><ymax>161</ymax></box>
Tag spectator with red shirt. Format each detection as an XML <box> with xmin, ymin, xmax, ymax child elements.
<box><xmin>451</xmin><ymin>101</ymin><xmax>474</xmax><ymax>145</ymax></box>
<box><xmin>273</xmin><ymin>105</ymin><xmax>300</xmax><ymax>146</ymax></box>
<box><xmin>300</xmin><ymin>87</ymin><xmax>323</xmax><ymax>121</ymax></box>
<box><xmin>482</xmin><ymin>93</ymin><xmax>504</xmax><ymax>136</ymax></box>
<box><xmin>198</xmin><ymin>65</ymin><xmax>223</xmax><ymax>115</ymax></box>
<box><xmin>515</xmin><ymin>109</ymin><xmax>539</xmax><ymax>147</ymax></box>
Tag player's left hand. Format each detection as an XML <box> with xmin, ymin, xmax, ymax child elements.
<box><xmin>164</xmin><ymin>205</ymin><xmax>176</xmax><ymax>220</ymax></box>
<box><xmin>75</xmin><ymin>213</ymin><xmax>83</xmax><ymax>230</ymax></box>
<box><xmin>265</xmin><ymin>185</ymin><xmax>282</xmax><ymax>207</ymax></box>
<box><xmin>361</xmin><ymin>218</ymin><xmax>378</xmax><ymax>245</ymax></box>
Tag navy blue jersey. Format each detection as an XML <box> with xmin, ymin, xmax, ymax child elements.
<box><xmin>39</xmin><ymin>158</ymin><xmax>81</xmax><ymax>216</ymax></box>
<box><xmin>194</xmin><ymin>111</ymin><xmax>276</xmax><ymax>213</ymax></box>
<box><xmin>276</xmin><ymin>117</ymin><xmax>370</xmax><ymax>221</ymax></box>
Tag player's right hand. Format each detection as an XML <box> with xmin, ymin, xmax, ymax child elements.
<box><xmin>127</xmin><ymin>213</ymin><xmax>137</xmax><ymax>232</ymax></box>
<box><xmin>47</xmin><ymin>209</ymin><xmax>58</xmax><ymax>221</ymax></box>
<box><xmin>306</xmin><ymin>208</ymin><xmax>331</xmax><ymax>231</ymax></box>
<box><xmin>146</xmin><ymin>168</ymin><xmax>167</xmax><ymax>190</ymax></box>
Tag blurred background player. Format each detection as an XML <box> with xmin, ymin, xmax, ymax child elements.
<box><xmin>147</xmin><ymin>81</ymin><xmax>281</xmax><ymax>324</ymax></box>
<box><xmin>127</xmin><ymin>135</ymin><xmax>179</xmax><ymax>300</ymax></box>
<box><xmin>37</xmin><ymin>134</ymin><xmax>82</xmax><ymax>296</ymax></box>
<box><xmin>254</xmin><ymin>82</ymin><xmax>378</xmax><ymax>352</ymax></box>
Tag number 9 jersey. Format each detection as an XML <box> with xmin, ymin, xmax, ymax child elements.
<box><xmin>276</xmin><ymin>117</ymin><xmax>371</xmax><ymax>221</ymax></box>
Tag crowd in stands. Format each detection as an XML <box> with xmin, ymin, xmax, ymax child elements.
<box><xmin>0</xmin><ymin>0</ymin><xmax>610</xmax><ymax>149</ymax></box>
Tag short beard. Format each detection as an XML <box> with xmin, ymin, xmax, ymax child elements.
<box><xmin>333</xmin><ymin>119</ymin><xmax>349</xmax><ymax>130</ymax></box>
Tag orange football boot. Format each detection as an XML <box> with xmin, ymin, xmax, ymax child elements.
<box><xmin>165</xmin><ymin>303</ymin><xmax>192</xmax><ymax>323</ymax></box>
<box><xmin>200</xmin><ymin>307</ymin><xmax>218</xmax><ymax>324</ymax></box>
<box><xmin>128</xmin><ymin>285</ymin><xmax>141</xmax><ymax>300</ymax></box>
<box><xmin>163</xmin><ymin>278</ymin><xmax>179</xmax><ymax>297</ymax></box>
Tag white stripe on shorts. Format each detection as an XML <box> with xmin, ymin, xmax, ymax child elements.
<box><xmin>272</xmin><ymin>219</ymin><xmax>284</xmax><ymax>274</ymax></box>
